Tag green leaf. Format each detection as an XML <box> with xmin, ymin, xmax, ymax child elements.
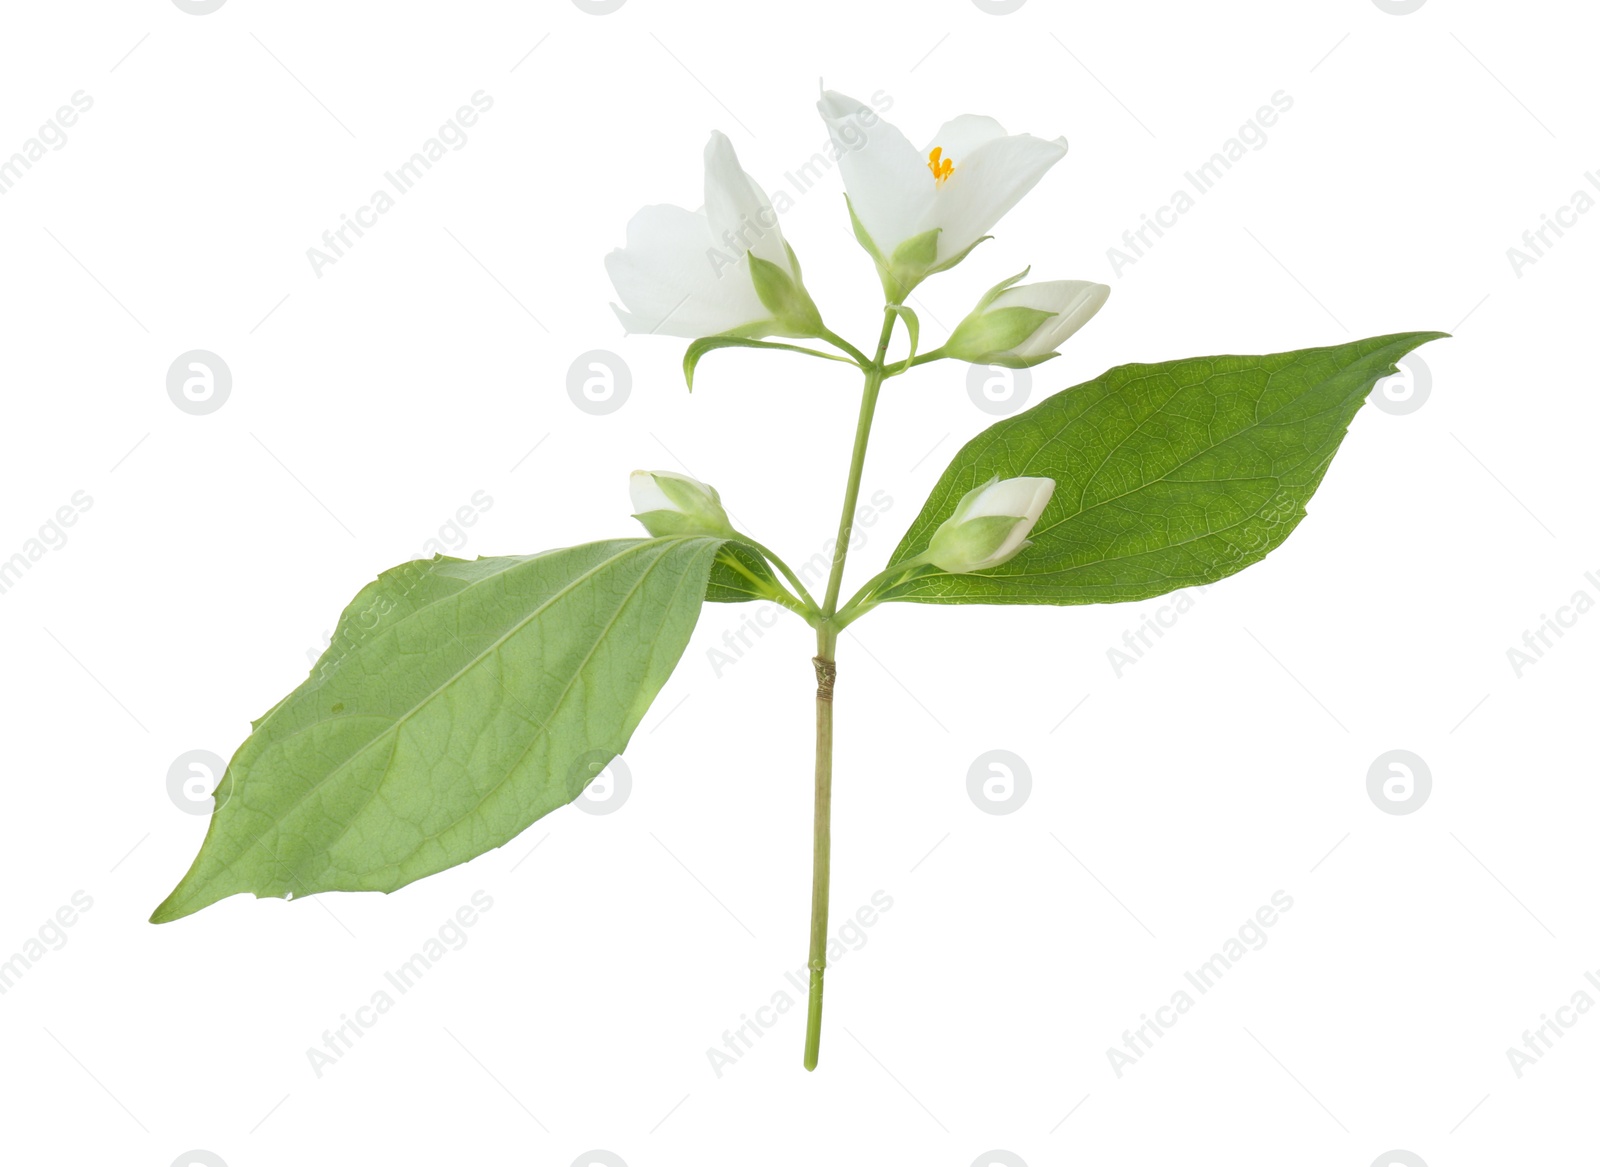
<box><xmin>882</xmin><ymin>332</ymin><xmax>1448</xmax><ymax>606</ymax></box>
<box><xmin>151</xmin><ymin>537</ymin><xmax>726</xmax><ymax>923</ymax></box>
<box><xmin>705</xmin><ymin>539</ymin><xmax>782</xmax><ymax>603</ymax></box>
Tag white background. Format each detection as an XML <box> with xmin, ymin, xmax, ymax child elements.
<box><xmin>1</xmin><ymin>1</ymin><xmax>1595</xmax><ymax>1164</ymax></box>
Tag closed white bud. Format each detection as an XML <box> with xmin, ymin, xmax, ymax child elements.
<box><xmin>629</xmin><ymin>471</ymin><xmax>735</xmax><ymax>539</ymax></box>
<box><xmin>924</xmin><ymin>475</ymin><xmax>1055</xmax><ymax>573</ymax></box>
<box><xmin>945</xmin><ymin>277</ymin><xmax>1110</xmax><ymax>366</ymax></box>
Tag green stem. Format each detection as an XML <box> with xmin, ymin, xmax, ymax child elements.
<box><xmin>816</xmin><ymin>327</ymin><xmax>871</xmax><ymax>369</ymax></box>
<box><xmin>803</xmin><ymin>622</ymin><xmax>836</xmax><ymax>1072</ymax></box>
<box><xmin>883</xmin><ymin>345</ymin><xmax>946</xmax><ymax>378</ymax></box>
<box><xmin>821</xmin><ymin>310</ymin><xmax>898</xmax><ymax>615</ymax></box>
<box><xmin>834</xmin><ymin>557</ymin><xmax>930</xmax><ymax>627</ymax></box>
<box><xmin>803</xmin><ymin>306</ymin><xmax>898</xmax><ymax>1071</ymax></box>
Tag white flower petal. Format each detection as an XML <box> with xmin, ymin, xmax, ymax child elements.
<box><xmin>973</xmin><ymin>478</ymin><xmax>1054</xmax><ymax>567</ymax></box>
<box><xmin>964</xmin><ymin>476</ymin><xmax>1055</xmax><ymax>522</ymax></box>
<box><xmin>922</xmin><ymin>114</ymin><xmax>1008</xmax><ymax>162</ymax></box>
<box><xmin>629</xmin><ymin>471</ymin><xmax>675</xmax><ymax>514</ymax></box>
<box><xmin>817</xmin><ymin>89</ymin><xmax>931</xmax><ymax>255</ymax></box>
<box><xmin>703</xmin><ymin>131</ymin><xmax>790</xmax><ymax>273</ymax></box>
<box><xmin>919</xmin><ymin>133</ymin><xmax>1068</xmax><ymax>262</ymax></box>
<box><xmin>605</xmin><ymin>203</ymin><xmax>768</xmax><ymax>338</ymax></box>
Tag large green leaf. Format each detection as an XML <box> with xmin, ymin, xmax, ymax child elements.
<box><xmin>883</xmin><ymin>332</ymin><xmax>1446</xmax><ymax>605</ymax></box>
<box><xmin>151</xmin><ymin>537</ymin><xmax>725</xmax><ymax>923</ymax></box>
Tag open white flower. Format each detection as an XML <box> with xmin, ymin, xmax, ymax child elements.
<box><xmin>944</xmin><ymin>277</ymin><xmax>1111</xmax><ymax>366</ymax></box>
<box><xmin>607</xmin><ymin>131</ymin><xmax>818</xmax><ymax>339</ymax></box>
<box><xmin>924</xmin><ymin>476</ymin><xmax>1056</xmax><ymax>573</ymax></box>
<box><xmin>817</xmin><ymin>89</ymin><xmax>1068</xmax><ymax>294</ymax></box>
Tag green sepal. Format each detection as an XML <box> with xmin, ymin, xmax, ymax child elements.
<box><xmin>924</xmin><ymin>233</ymin><xmax>993</xmax><ymax>279</ymax></box>
<box><xmin>889</xmin><ymin>228</ymin><xmax>941</xmax><ymax>273</ymax></box>
<box><xmin>632</xmin><ymin>508</ymin><xmax>735</xmax><ymax>539</ymax></box>
<box><xmin>945</xmin><ymin>306</ymin><xmax>1056</xmax><ymax>363</ymax></box>
<box><xmin>926</xmin><ymin>514</ymin><xmax>1022</xmax><ymax>573</ymax></box>
<box><xmin>748</xmin><ymin>253</ymin><xmax>824</xmax><ymax>336</ymax></box>
<box><xmin>655</xmin><ymin>474</ymin><xmax>721</xmax><ymax>511</ymax></box>
<box><xmin>844</xmin><ymin>195</ymin><xmax>888</xmax><ymax>268</ymax></box>
<box><xmin>845</xmin><ymin>196</ymin><xmax>918</xmax><ymax>303</ymax></box>
<box><xmin>973</xmin><ymin>266</ymin><xmax>1033</xmax><ymax>311</ymax></box>
<box><xmin>784</xmin><ymin>240</ymin><xmax>806</xmax><ymax>284</ymax></box>
<box><xmin>972</xmin><ymin>352</ymin><xmax>1060</xmax><ymax>371</ymax></box>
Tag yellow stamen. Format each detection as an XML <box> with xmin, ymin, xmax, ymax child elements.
<box><xmin>927</xmin><ymin>146</ymin><xmax>954</xmax><ymax>187</ymax></box>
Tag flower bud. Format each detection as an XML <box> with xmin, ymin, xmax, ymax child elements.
<box><xmin>944</xmin><ymin>275</ymin><xmax>1110</xmax><ymax>366</ymax></box>
<box><xmin>924</xmin><ymin>475</ymin><xmax>1055</xmax><ymax>573</ymax></box>
<box><xmin>629</xmin><ymin>471</ymin><xmax>736</xmax><ymax>539</ymax></box>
